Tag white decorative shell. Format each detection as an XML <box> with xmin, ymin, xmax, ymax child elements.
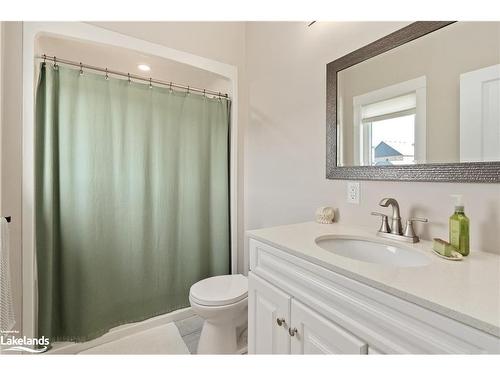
<box><xmin>315</xmin><ymin>206</ymin><xmax>335</xmax><ymax>224</ymax></box>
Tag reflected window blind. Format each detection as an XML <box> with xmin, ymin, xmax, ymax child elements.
<box><xmin>361</xmin><ymin>92</ymin><xmax>416</xmax><ymax>123</ymax></box>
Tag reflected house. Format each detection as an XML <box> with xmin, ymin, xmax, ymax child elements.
<box><xmin>374</xmin><ymin>141</ymin><xmax>404</xmax><ymax>165</ymax></box>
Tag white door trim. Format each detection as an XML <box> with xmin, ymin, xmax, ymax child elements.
<box><xmin>22</xmin><ymin>21</ymin><xmax>239</xmax><ymax>340</ymax></box>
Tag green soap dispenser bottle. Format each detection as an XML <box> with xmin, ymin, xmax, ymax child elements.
<box><xmin>449</xmin><ymin>194</ymin><xmax>470</xmax><ymax>256</ymax></box>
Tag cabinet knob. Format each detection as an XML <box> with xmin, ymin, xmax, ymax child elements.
<box><xmin>288</xmin><ymin>327</ymin><xmax>298</xmax><ymax>337</ymax></box>
<box><xmin>276</xmin><ymin>317</ymin><xmax>286</xmax><ymax>327</ymax></box>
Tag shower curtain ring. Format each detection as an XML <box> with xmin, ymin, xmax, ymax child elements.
<box><xmin>203</xmin><ymin>89</ymin><xmax>206</xmax><ymax>98</ymax></box>
<box><xmin>105</xmin><ymin>68</ymin><xmax>109</xmax><ymax>80</ymax></box>
<box><xmin>128</xmin><ymin>73</ymin><xmax>131</xmax><ymax>84</ymax></box>
<box><xmin>187</xmin><ymin>86</ymin><xmax>190</xmax><ymax>95</ymax></box>
<box><xmin>149</xmin><ymin>78</ymin><xmax>153</xmax><ymax>89</ymax></box>
<box><xmin>79</xmin><ymin>62</ymin><xmax>83</xmax><ymax>75</ymax></box>
<box><xmin>218</xmin><ymin>92</ymin><xmax>222</xmax><ymax>101</ymax></box>
<box><xmin>53</xmin><ymin>56</ymin><xmax>58</xmax><ymax>70</ymax></box>
<box><xmin>43</xmin><ymin>54</ymin><xmax>47</xmax><ymax>65</ymax></box>
<box><xmin>169</xmin><ymin>82</ymin><xmax>173</xmax><ymax>93</ymax></box>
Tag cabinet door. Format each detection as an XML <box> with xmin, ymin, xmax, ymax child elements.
<box><xmin>290</xmin><ymin>300</ymin><xmax>368</xmax><ymax>354</ymax></box>
<box><xmin>248</xmin><ymin>272</ymin><xmax>291</xmax><ymax>354</ymax></box>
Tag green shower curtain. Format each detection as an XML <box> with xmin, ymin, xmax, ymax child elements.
<box><xmin>35</xmin><ymin>63</ymin><xmax>230</xmax><ymax>342</ymax></box>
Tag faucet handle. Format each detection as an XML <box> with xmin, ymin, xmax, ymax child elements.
<box><xmin>404</xmin><ymin>217</ymin><xmax>428</xmax><ymax>240</ymax></box>
<box><xmin>371</xmin><ymin>212</ymin><xmax>390</xmax><ymax>233</ymax></box>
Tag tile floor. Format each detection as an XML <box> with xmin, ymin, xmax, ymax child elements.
<box><xmin>174</xmin><ymin>315</ymin><xmax>204</xmax><ymax>354</ymax></box>
<box><xmin>78</xmin><ymin>323</ymin><xmax>189</xmax><ymax>354</ymax></box>
<box><xmin>46</xmin><ymin>313</ymin><xmax>245</xmax><ymax>354</ymax></box>
<box><xmin>175</xmin><ymin>314</ymin><xmax>248</xmax><ymax>354</ymax></box>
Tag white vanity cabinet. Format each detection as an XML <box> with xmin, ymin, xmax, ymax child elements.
<box><xmin>248</xmin><ymin>238</ymin><xmax>500</xmax><ymax>354</ymax></box>
<box><xmin>248</xmin><ymin>272</ymin><xmax>291</xmax><ymax>354</ymax></box>
<box><xmin>290</xmin><ymin>299</ymin><xmax>368</xmax><ymax>354</ymax></box>
<box><xmin>249</xmin><ymin>272</ymin><xmax>368</xmax><ymax>354</ymax></box>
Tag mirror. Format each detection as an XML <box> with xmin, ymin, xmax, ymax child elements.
<box><xmin>327</xmin><ymin>22</ymin><xmax>500</xmax><ymax>182</ymax></box>
<box><xmin>337</xmin><ymin>22</ymin><xmax>500</xmax><ymax>167</ymax></box>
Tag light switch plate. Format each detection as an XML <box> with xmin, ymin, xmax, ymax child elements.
<box><xmin>347</xmin><ymin>182</ymin><xmax>360</xmax><ymax>204</ymax></box>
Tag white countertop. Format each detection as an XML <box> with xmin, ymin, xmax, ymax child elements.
<box><xmin>247</xmin><ymin>222</ymin><xmax>500</xmax><ymax>337</ymax></box>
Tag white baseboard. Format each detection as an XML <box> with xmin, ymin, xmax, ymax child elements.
<box><xmin>47</xmin><ymin>307</ymin><xmax>194</xmax><ymax>354</ymax></box>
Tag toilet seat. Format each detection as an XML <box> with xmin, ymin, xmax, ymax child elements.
<box><xmin>190</xmin><ymin>274</ymin><xmax>248</xmax><ymax>306</ymax></box>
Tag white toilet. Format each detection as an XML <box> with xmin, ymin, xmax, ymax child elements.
<box><xmin>189</xmin><ymin>274</ymin><xmax>248</xmax><ymax>354</ymax></box>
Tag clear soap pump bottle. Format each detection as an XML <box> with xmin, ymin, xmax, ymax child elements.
<box><xmin>449</xmin><ymin>194</ymin><xmax>470</xmax><ymax>256</ymax></box>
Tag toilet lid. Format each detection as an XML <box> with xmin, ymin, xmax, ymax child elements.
<box><xmin>190</xmin><ymin>274</ymin><xmax>248</xmax><ymax>306</ymax></box>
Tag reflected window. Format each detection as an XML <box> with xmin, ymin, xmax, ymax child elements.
<box><xmin>359</xmin><ymin>92</ymin><xmax>417</xmax><ymax>166</ymax></box>
<box><xmin>367</xmin><ymin>113</ymin><xmax>416</xmax><ymax>166</ymax></box>
<box><xmin>351</xmin><ymin>77</ymin><xmax>426</xmax><ymax>167</ymax></box>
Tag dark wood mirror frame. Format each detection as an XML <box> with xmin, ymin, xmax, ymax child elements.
<box><xmin>326</xmin><ymin>21</ymin><xmax>500</xmax><ymax>183</ymax></box>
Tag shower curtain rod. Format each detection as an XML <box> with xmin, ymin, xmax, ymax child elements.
<box><xmin>36</xmin><ymin>54</ymin><xmax>230</xmax><ymax>99</ymax></box>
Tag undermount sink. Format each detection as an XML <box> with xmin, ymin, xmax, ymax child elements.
<box><xmin>315</xmin><ymin>236</ymin><xmax>431</xmax><ymax>267</ymax></box>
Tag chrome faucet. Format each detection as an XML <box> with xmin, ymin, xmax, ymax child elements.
<box><xmin>378</xmin><ymin>198</ymin><xmax>403</xmax><ymax>235</ymax></box>
<box><xmin>371</xmin><ymin>197</ymin><xmax>428</xmax><ymax>243</ymax></box>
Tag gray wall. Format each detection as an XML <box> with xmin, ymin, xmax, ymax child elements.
<box><xmin>245</xmin><ymin>21</ymin><xmax>500</xmax><ymax>258</ymax></box>
<box><xmin>1</xmin><ymin>22</ymin><xmax>499</xmax><ymax>340</ymax></box>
